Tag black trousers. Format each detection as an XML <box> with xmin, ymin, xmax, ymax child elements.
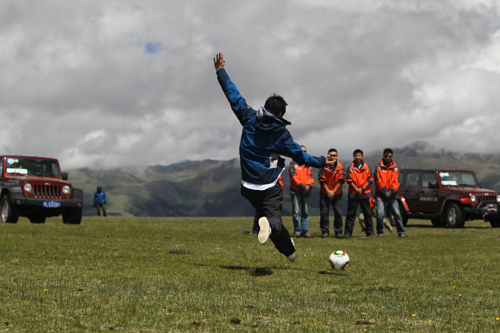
<box><xmin>345</xmin><ymin>196</ymin><xmax>374</xmax><ymax>236</ymax></box>
<box><xmin>241</xmin><ymin>183</ymin><xmax>295</xmax><ymax>256</ymax></box>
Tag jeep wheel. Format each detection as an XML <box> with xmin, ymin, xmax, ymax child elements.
<box><xmin>29</xmin><ymin>215</ymin><xmax>46</xmax><ymax>224</ymax></box>
<box><xmin>63</xmin><ymin>209</ymin><xmax>82</xmax><ymax>225</ymax></box>
<box><xmin>490</xmin><ymin>218</ymin><xmax>500</xmax><ymax>228</ymax></box>
<box><xmin>444</xmin><ymin>203</ymin><xmax>465</xmax><ymax>228</ymax></box>
<box><xmin>1</xmin><ymin>195</ymin><xmax>19</xmax><ymax>223</ymax></box>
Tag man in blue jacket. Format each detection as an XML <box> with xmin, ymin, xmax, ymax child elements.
<box><xmin>93</xmin><ymin>186</ymin><xmax>107</xmax><ymax>217</ymax></box>
<box><xmin>214</xmin><ymin>52</ymin><xmax>334</xmax><ymax>261</ymax></box>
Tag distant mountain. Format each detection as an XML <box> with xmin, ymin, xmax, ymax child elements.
<box><xmin>69</xmin><ymin>141</ymin><xmax>500</xmax><ymax>217</ymax></box>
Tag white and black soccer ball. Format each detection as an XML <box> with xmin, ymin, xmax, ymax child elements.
<box><xmin>329</xmin><ymin>250</ymin><xmax>350</xmax><ymax>271</ymax></box>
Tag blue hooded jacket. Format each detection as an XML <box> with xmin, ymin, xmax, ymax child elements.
<box><xmin>217</xmin><ymin>68</ymin><xmax>326</xmax><ymax>190</ymax></box>
<box><xmin>94</xmin><ymin>187</ymin><xmax>107</xmax><ymax>205</ymax></box>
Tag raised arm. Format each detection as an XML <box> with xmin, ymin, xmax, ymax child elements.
<box><xmin>214</xmin><ymin>52</ymin><xmax>225</xmax><ymax>71</ymax></box>
<box><xmin>214</xmin><ymin>52</ymin><xmax>251</xmax><ymax>125</ymax></box>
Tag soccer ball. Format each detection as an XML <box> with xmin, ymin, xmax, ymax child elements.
<box><xmin>329</xmin><ymin>250</ymin><xmax>350</xmax><ymax>270</ymax></box>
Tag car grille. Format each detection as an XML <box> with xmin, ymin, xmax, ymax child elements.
<box><xmin>33</xmin><ymin>184</ymin><xmax>63</xmax><ymax>198</ymax></box>
<box><xmin>476</xmin><ymin>194</ymin><xmax>498</xmax><ymax>202</ymax></box>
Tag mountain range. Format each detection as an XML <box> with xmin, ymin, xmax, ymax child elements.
<box><xmin>68</xmin><ymin>141</ymin><xmax>500</xmax><ymax>217</ymax></box>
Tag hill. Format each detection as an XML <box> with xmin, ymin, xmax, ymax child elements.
<box><xmin>68</xmin><ymin>141</ymin><xmax>500</xmax><ymax>217</ymax></box>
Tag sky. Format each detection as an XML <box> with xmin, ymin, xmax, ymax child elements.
<box><xmin>1</xmin><ymin>0</ymin><xmax>500</xmax><ymax>169</ymax></box>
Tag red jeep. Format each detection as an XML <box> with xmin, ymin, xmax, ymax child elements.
<box><xmin>0</xmin><ymin>156</ymin><xmax>83</xmax><ymax>224</ymax></box>
<box><xmin>397</xmin><ymin>169</ymin><xmax>500</xmax><ymax>228</ymax></box>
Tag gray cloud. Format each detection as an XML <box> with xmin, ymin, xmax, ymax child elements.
<box><xmin>1</xmin><ymin>0</ymin><xmax>500</xmax><ymax>169</ymax></box>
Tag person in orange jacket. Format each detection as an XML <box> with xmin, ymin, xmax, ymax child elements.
<box><xmin>374</xmin><ymin>148</ymin><xmax>407</xmax><ymax>237</ymax></box>
<box><xmin>318</xmin><ymin>148</ymin><xmax>345</xmax><ymax>238</ymax></box>
<box><xmin>344</xmin><ymin>149</ymin><xmax>375</xmax><ymax>237</ymax></box>
<box><xmin>289</xmin><ymin>145</ymin><xmax>314</xmax><ymax>238</ymax></box>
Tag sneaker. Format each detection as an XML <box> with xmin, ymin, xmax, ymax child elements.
<box><xmin>294</xmin><ymin>232</ymin><xmax>301</xmax><ymax>238</ymax></box>
<box><xmin>258</xmin><ymin>217</ymin><xmax>271</xmax><ymax>244</ymax></box>
<box><xmin>399</xmin><ymin>234</ymin><xmax>408</xmax><ymax>238</ymax></box>
<box><xmin>343</xmin><ymin>234</ymin><xmax>351</xmax><ymax>238</ymax></box>
<box><xmin>321</xmin><ymin>233</ymin><xmax>329</xmax><ymax>238</ymax></box>
<box><xmin>287</xmin><ymin>252</ymin><xmax>297</xmax><ymax>262</ymax></box>
<box><xmin>302</xmin><ymin>233</ymin><xmax>312</xmax><ymax>238</ymax></box>
<box><xmin>335</xmin><ymin>234</ymin><xmax>343</xmax><ymax>239</ymax></box>
<box><xmin>378</xmin><ymin>234</ymin><xmax>384</xmax><ymax>237</ymax></box>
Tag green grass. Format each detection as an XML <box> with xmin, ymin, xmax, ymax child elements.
<box><xmin>1</xmin><ymin>217</ymin><xmax>500</xmax><ymax>332</ymax></box>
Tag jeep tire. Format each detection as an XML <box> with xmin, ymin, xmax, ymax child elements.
<box><xmin>1</xmin><ymin>195</ymin><xmax>19</xmax><ymax>223</ymax></box>
<box><xmin>444</xmin><ymin>203</ymin><xmax>465</xmax><ymax>228</ymax></box>
<box><xmin>63</xmin><ymin>209</ymin><xmax>82</xmax><ymax>225</ymax></box>
<box><xmin>490</xmin><ymin>218</ymin><xmax>500</xmax><ymax>228</ymax></box>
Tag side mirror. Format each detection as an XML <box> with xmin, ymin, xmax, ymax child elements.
<box><xmin>62</xmin><ymin>172</ymin><xmax>68</xmax><ymax>180</ymax></box>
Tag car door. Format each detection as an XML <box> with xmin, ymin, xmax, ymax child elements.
<box><xmin>401</xmin><ymin>171</ymin><xmax>420</xmax><ymax>212</ymax></box>
<box><xmin>418</xmin><ymin>172</ymin><xmax>440</xmax><ymax>213</ymax></box>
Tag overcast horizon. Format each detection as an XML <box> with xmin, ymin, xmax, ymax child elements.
<box><xmin>2</xmin><ymin>1</ymin><xmax>500</xmax><ymax>170</ymax></box>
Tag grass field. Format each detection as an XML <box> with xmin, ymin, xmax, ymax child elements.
<box><xmin>1</xmin><ymin>216</ymin><xmax>500</xmax><ymax>332</ymax></box>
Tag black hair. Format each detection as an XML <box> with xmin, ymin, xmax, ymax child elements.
<box><xmin>328</xmin><ymin>148</ymin><xmax>337</xmax><ymax>154</ymax></box>
<box><xmin>353</xmin><ymin>149</ymin><xmax>363</xmax><ymax>157</ymax></box>
<box><xmin>383</xmin><ymin>148</ymin><xmax>393</xmax><ymax>155</ymax></box>
<box><xmin>264</xmin><ymin>93</ymin><xmax>287</xmax><ymax>117</ymax></box>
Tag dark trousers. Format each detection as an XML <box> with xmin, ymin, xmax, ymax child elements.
<box><xmin>345</xmin><ymin>196</ymin><xmax>374</xmax><ymax>236</ymax></box>
<box><xmin>319</xmin><ymin>193</ymin><xmax>343</xmax><ymax>235</ymax></box>
<box><xmin>96</xmin><ymin>204</ymin><xmax>107</xmax><ymax>217</ymax></box>
<box><xmin>241</xmin><ymin>183</ymin><xmax>295</xmax><ymax>256</ymax></box>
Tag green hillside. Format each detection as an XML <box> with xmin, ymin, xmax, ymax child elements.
<box><xmin>69</xmin><ymin>141</ymin><xmax>500</xmax><ymax>217</ymax></box>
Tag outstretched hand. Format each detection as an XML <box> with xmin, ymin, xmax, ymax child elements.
<box><xmin>325</xmin><ymin>159</ymin><xmax>336</xmax><ymax>168</ymax></box>
<box><xmin>214</xmin><ymin>52</ymin><xmax>225</xmax><ymax>71</ymax></box>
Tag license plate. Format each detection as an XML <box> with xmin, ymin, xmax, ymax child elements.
<box><xmin>43</xmin><ymin>201</ymin><xmax>61</xmax><ymax>208</ymax></box>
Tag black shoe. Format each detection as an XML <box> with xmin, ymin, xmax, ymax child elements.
<box><xmin>343</xmin><ymin>234</ymin><xmax>351</xmax><ymax>238</ymax></box>
<box><xmin>321</xmin><ymin>233</ymin><xmax>329</xmax><ymax>238</ymax></box>
<box><xmin>335</xmin><ymin>234</ymin><xmax>343</xmax><ymax>239</ymax></box>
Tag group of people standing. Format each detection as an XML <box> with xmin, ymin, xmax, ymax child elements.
<box><xmin>290</xmin><ymin>148</ymin><xmax>407</xmax><ymax>239</ymax></box>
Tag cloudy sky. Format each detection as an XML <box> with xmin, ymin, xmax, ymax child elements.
<box><xmin>1</xmin><ymin>0</ymin><xmax>500</xmax><ymax>169</ymax></box>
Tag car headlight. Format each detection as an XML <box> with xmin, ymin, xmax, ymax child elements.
<box><xmin>23</xmin><ymin>183</ymin><xmax>32</xmax><ymax>192</ymax></box>
<box><xmin>469</xmin><ymin>194</ymin><xmax>476</xmax><ymax>203</ymax></box>
<box><xmin>62</xmin><ymin>185</ymin><xmax>71</xmax><ymax>194</ymax></box>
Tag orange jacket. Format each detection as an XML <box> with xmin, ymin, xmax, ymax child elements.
<box><xmin>345</xmin><ymin>161</ymin><xmax>373</xmax><ymax>195</ymax></box>
<box><xmin>289</xmin><ymin>161</ymin><xmax>314</xmax><ymax>194</ymax></box>
<box><xmin>318</xmin><ymin>161</ymin><xmax>344</xmax><ymax>195</ymax></box>
<box><xmin>374</xmin><ymin>160</ymin><xmax>400</xmax><ymax>197</ymax></box>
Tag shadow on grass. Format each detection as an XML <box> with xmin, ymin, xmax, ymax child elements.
<box><xmin>219</xmin><ymin>265</ymin><xmax>273</xmax><ymax>276</ymax></box>
<box><xmin>406</xmin><ymin>223</ymin><xmax>490</xmax><ymax>229</ymax></box>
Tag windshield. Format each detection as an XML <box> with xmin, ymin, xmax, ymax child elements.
<box><xmin>4</xmin><ymin>157</ymin><xmax>61</xmax><ymax>177</ymax></box>
<box><xmin>438</xmin><ymin>171</ymin><xmax>478</xmax><ymax>187</ymax></box>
